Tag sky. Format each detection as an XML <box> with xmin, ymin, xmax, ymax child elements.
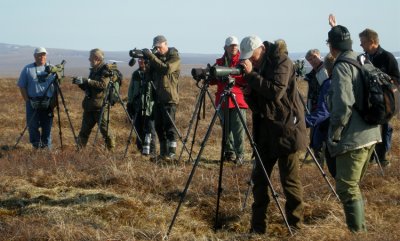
<box><xmin>2</xmin><ymin>0</ymin><xmax>400</xmax><ymax>55</ymax></box>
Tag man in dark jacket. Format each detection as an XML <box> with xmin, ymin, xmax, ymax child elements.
<box><xmin>359</xmin><ymin>28</ymin><xmax>400</xmax><ymax>167</ymax></box>
<box><xmin>327</xmin><ymin>24</ymin><xmax>381</xmax><ymax>232</ymax></box>
<box><xmin>210</xmin><ymin>36</ymin><xmax>248</xmax><ymax>164</ymax></box>
<box><xmin>240</xmin><ymin>36</ymin><xmax>307</xmax><ymax>234</ymax></box>
<box><xmin>127</xmin><ymin>58</ymin><xmax>156</xmax><ymax>157</ymax></box>
<box><xmin>73</xmin><ymin>48</ymin><xmax>115</xmax><ymax>150</ymax></box>
<box><xmin>142</xmin><ymin>35</ymin><xmax>180</xmax><ymax>161</ymax></box>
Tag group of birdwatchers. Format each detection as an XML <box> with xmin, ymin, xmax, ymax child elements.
<box><xmin>17</xmin><ymin>14</ymin><xmax>399</xmax><ymax>236</ymax></box>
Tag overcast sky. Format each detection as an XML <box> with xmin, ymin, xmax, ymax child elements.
<box><xmin>2</xmin><ymin>0</ymin><xmax>399</xmax><ymax>54</ymax></box>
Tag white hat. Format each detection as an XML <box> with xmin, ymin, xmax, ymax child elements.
<box><xmin>225</xmin><ymin>36</ymin><xmax>239</xmax><ymax>47</ymax></box>
<box><xmin>34</xmin><ymin>47</ymin><xmax>47</xmax><ymax>55</ymax></box>
<box><xmin>240</xmin><ymin>36</ymin><xmax>263</xmax><ymax>59</ymax></box>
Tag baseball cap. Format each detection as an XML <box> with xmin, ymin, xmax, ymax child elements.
<box><xmin>153</xmin><ymin>35</ymin><xmax>167</xmax><ymax>47</ymax></box>
<box><xmin>34</xmin><ymin>47</ymin><xmax>47</xmax><ymax>55</ymax></box>
<box><xmin>327</xmin><ymin>25</ymin><xmax>352</xmax><ymax>51</ymax></box>
<box><xmin>240</xmin><ymin>36</ymin><xmax>263</xmax><ymax>60</ymax></box>
<box><xmin>225</xmin><ymin>36</ymin><xmax>239</xmax><ymax>47</ymax></box>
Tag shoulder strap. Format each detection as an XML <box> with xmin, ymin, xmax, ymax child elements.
<box><xmin>335</xmin><ymin>56</ymin><xmax>362</xmax><ymax>70</ymax></box>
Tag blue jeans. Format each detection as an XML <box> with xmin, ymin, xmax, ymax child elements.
<box><xmin>26</xmin><ymin>101</ymin><xmax>53</xmax><ymax>148</ymax></box>
<box><xmin>375</xmin><ymin>122</ymin><xmax>393</xmax><ymax>161</ymax></box>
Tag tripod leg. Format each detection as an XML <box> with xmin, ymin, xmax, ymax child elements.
<box><xmin>373</xmin><ymin>149</ymin><xmax>385</xmax><ymax>176</ymax></box>
<box><xmin>124</xmin><ymin>113</ymin><xmax>137</xmax><ymax>158</ymax></box>
<box><xmin>214</xmin><ymin>95</ymin><xmax>230</xmax><ymax>230</ymax></box>
<box><xmin>229</xmin><ymin>93</ymin><xmax>294</xmax><ymax>236</ymax></box>
<box><xmin>55</xmin><ymin>90</ymin><xmax>63</xmax><ymax>149</ymax></box>
<box><xmin>307</xmin><ymin>147</ymin><xmax>340</xmax><ymax>201</ymax></box>
<box><xmin>14</xmin><ymin>108</ymin><xmax>38</xmax><ymax>149</ymax></box>
<box><xmin>167</xmin><ymin>103</ymin><xmax>221</xmax><ymax>236</ymax></box>
<box><xmin>54</xmin><ymin>82</ymin><xmax>79</xmax><ymax>149</ymax></box>
<box><xmin>241</xmin><ymin>159</ymin><xmax>255</xmax><ymax>211</ymax></box>
<box><xmin>177</xmin><ymin>86</ymin><xmax>206</xmax><ymax>163</ymax></box>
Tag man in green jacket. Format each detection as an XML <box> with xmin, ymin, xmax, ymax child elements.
<box><xmin>127</xmin><ymin>58</ymin><xmax>156</xmax><ymax>156</ymax></box>
<box><xmin>73</xmin><ymin>48</ymin><xmax>115</xmax><ymax>150</ymax></box>
<box><xmin>142</xmin><ymin>35</ymin><xmax>180</xmax><ymax>160</ymax></box>
<box><xmin>326</xmin><ymin>24</ymin><xmax>381</xmax><ymax>232</ymax></box>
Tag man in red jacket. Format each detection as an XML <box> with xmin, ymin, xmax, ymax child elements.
<box><xmin>210</xmin><ymin>36</ymin><xmax>248</xmax><ymax>164</ymax></box>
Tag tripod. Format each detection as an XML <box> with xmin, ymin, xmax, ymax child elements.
<box><xmin>176</xmin><ymin>79</ymin><xmax>219</xmax><ymax>163</ymax></box>
<box><xmin>167</xmin><ymin>79</ymin><xmax>293</xmax><ymax>236</ymax></box>
<box><xmin>93</xmin><ymin>75</ymin><xmax>140</xmax><ymax>150</ymax></box>
<box><xmin>14</xmin><ymin>61</ymin><xmax>79</xmax><ymax>150</ymax></box>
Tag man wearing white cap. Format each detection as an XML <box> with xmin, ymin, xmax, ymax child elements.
<box><xmin>239</xmin><ymin>36</ymin><xmax>307</xmax><ymax>233</ymax></box>
<box><xmin>17</xmin><ymin>47</ymin><xmax>56</xmax><ymax>148</ymax></box>
<box><xmin>209</xmin><ymin>36</ymin><xmax>248</xmax><ymax>164</ymax></box>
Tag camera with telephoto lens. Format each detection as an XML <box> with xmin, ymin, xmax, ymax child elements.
<box><xmin>128</xmin><ymin>47</ymin><xmax>158</xmax><ymax>67</ymax></box>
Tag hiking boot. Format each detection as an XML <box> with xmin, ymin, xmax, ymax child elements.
<box><xmin>235</xmin><ymin>155</ymin><xmax>245</xmax><ymax>165</ymax></box>
<box><xmin>224</xmin><ymin>152</ymin><xmax>236</xmax><ymax>162</ymax></box>
<box><xmin>380</xmin><ymin>159</ymin><xmax>391</xmax><ymax>167</ymax></box>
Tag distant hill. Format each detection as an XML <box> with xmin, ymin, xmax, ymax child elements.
<box><xmin>0</xmin><ymin>43</ymin><xmax>220</xmax><ymax>78</ymax></box>
<box><xmin>1</xmin><ymin>43</ymin><xmax>398</xmax><ymax>78</ymax></box>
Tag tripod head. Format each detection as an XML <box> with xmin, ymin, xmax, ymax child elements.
<box><xmin>45</xmin><ymin>60</ymin><xmax>66</xmax><ymax>82</ymax></box>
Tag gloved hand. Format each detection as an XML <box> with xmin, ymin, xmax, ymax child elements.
<box><xmin>72</xmin><ymin>76</ymin><xmax>88</xmax><ymax>85</ymax></box>
<box><xmin>142</xmin><ymin>48</ymin><xmax>153</xmax><ymax>59</ymax></box>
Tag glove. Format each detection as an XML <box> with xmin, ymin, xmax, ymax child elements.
<box><xmin>72</xmin><ymin>76</ymin><xmax>88</xmax><ymax>85</ymax></box>
<box><xmin>142</xmin><ymin>48</ymin><xmax>153</xmax><ymax>59</ymax></box>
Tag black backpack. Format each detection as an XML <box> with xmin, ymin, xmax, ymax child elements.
<box><xmin>336</xmin><ymin>55</ymin><xmax>398</xmax><ymax>125</ymax></box>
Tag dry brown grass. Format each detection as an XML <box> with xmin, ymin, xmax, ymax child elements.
<box><xmin>0</xmin><ymin>76</ymin><xmax>399</xmax><ymax>241</ymax></box>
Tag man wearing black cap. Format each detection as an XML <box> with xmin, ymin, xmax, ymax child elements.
<box><xmin>326</xmin><ymin>22</ymin><xmax>381</xmax><ymax>232</ymax></box>
<box><xmin>142</xmin><ymin>35</ymin><xmax>181</xmax><ymax>161</ymax></box>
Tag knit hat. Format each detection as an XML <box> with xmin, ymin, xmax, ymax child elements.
<box><xmin>327</xmin><ymin>25</ymin><xmax>352</xmax><ymax>51</ymax></box>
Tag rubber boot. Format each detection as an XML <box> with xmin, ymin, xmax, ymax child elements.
<box><xmin>77</xmin><ymin>136</ymin><xmax>88</xmax><ymax>149</ymax></box>
<box><xmin>142</xmin><ymin>133</ymin><xmax>151</xmax><ymax>155</ymax></box>
<box><xmin>159</xmin><ymin>141</ymin><xmax>168</xmax><ymax>159</ymax></box>
<box><xmin>343</xmin><ymin>199</ymin><xmax>367</xmax><ymax>232</ymax></box>
<box><xmin>105</xmin><ymin>136</ymin><xmax>115</xmax><ymax>151</ymax></box>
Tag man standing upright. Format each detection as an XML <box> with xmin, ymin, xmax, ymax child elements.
<box><xmin>240</xmin><ymin>36</ymin><xmax>307</xmax><ymax>234</ymax></box>
<box><xmin>210</xmin><ymin>36</ymin><xmax>248</xmax><ymax>164</ymax></box>
<box><xmin>72</xmin><ymin>48</ymin><xmax>115</xmax><ymax>150</ymax></box>
<box><xmin>304</xmin><ymin>49</ymin><xmax>329</xmax><ymax>112</ymax></box>
<box><xmin>359</xmin><ymin>28</ymin><xmax>400</xmax><ymax>167</ymax></box>
<box><xmin>142</xmin><ymin>35</ymin><xmax>181</xmax><ymax>161</ymax></box>
<box><xmin>326</xmin><ymin>24</ymin><xmax>381</xmax><ymax>232</ymax></box>
<box><xmin>127</xmin><ymin>58</ymin><xmax>156</xmax><ymax>157</ymax></box>
<box><xmin>18</xmin><ymin>47</ymin><xmax>56</xmax><ymax>149</ymax></box>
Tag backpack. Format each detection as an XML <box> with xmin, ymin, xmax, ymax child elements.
<box><xmin>104</xmin><ymin>63</ymin><xmax>123</xmax><ymax>106</ymax></box>
<box><xmin>336</xmin><ymin>54</ymin><xmax>398</xmax><ymax>125</ymax></box>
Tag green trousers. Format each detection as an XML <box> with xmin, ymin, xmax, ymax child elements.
<box><xmin>78</xmin><ymin>109</ymin><xmax>115</xmax><ymax>149</ymax></box>
<box><xmin>336</xmin><ymin>144</ymin><xmax>375</xmax><ymax>232</ymax></box>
